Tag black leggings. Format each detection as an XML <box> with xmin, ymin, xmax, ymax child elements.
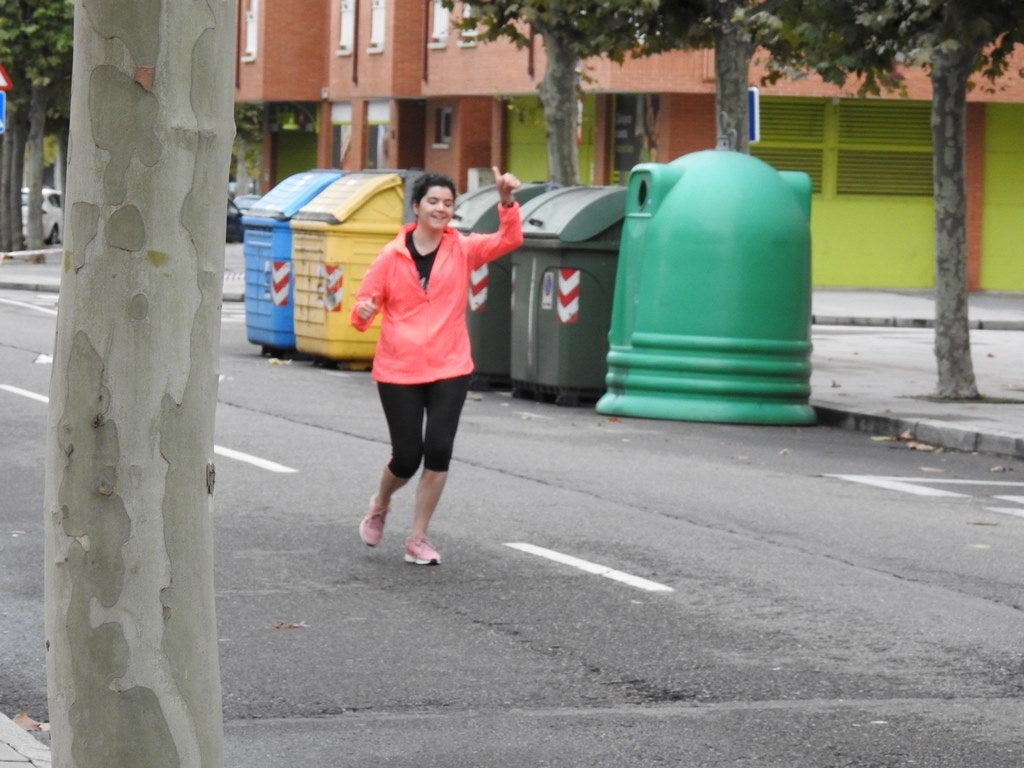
<box><xmin>377</xmin><ymin>375</ymin><xmax>471</xmax><ymax>478</ymax></box>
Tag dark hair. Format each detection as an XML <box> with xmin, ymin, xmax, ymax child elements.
<box><xmin>411</xmin><ymin>172</ymin><xmax>456</xmax><ymax>204</ymax></box>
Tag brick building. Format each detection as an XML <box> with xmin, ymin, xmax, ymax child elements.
<box><xmin>234</xmin><ymin>0</ymin><xmax>1024</xmax><ymax>291</ymax></box>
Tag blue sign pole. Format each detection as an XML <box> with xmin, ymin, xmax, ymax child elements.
<box><xmin>0</xmin><ymin>91</ymin><xmax>6</xmax><ymax>134</ymax></box>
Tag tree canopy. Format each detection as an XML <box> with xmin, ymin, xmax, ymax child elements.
<box><xmin>446</xmin><ymin>0</ymin><xmax>660</xmax><ymax>183</ymax></box>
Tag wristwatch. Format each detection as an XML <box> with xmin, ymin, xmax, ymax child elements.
<box><xmin>501</xmin><ymin>199</ymin><xmax>515</xmax><ymax>208</ymax></box>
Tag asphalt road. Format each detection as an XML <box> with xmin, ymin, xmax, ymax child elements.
<box><xmin>2</xmin><ymin>291</ymin><xmax>1023</xmax><ymax>767</ymax></box>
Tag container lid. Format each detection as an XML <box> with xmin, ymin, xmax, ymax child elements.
<box><xmin>245</xmin><ymin>170</ymin><xmax>344</xmax><ymax>221</ymax></box>
<box><xmin>452</xmin><ymin>182</ymin><xmax>551</xmax><ymax>234</ymax></box>
<box><xmin>518</xmin><ymin>185</ymin><xmax>627</xmax><ymax>243</ymax></box>
<box><xmin>292</xmin><ymin>172</ymin><xmax>403</xmax><ymax>224</ymax></box>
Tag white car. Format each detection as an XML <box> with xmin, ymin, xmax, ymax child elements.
<box><xmin>20</xmin><ymin>186</ymin><xmax>63</xmax><ymax>245</ymax></box>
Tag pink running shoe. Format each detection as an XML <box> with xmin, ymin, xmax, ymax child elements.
<box><xmin>359</xmin><ymin>496</ymin><xmax>388</xmax><ymax>547</ymax></box>
<box><xmin>404</xmin><ymin>536</ymin><xmax>441</xmax><ymax>565</ymax></box>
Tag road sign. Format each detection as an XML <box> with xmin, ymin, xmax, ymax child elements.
<box><xmin>0</xmin><ymin>92</ymin><xmax>6</xmax><ymax>135</ymax></box>
<box><xmin>0</xmin><ymin>62</ymin><xmax>11</xmax><ymax>91</ymax></box>
<box><xmin>748</xmin><ymin>86</ymin><xmax>760</xmax><ymax>144</ymax></box>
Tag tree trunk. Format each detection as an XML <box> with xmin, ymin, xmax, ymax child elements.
<box><xmin>930</xmin><ymin>46</ymin><xmax>979</xmax><ymax>400</ymax></box>
<box><xmin>0</xmin><ymin>134</ymin><xmax>10</xmax><ymax>251</ymax></box>
<box><xmin>538</xmin><ymin>30</ymin><xmax>579</xmax><ymax>185</ymax></box>
<box><xmin>713</xmin><ymin>22</ymin><xmax>752</xmax><ymax>154</ymax></box>
<box><xmin>2</xmin><ymin>107</ymin><xmax>28</xmax><ymax>251</ymax></box>
<box><xmin>25</xmin><ymin>84</ymin><xmax>49</xmax><ymax>251</ymax></box>
<box><xmin>43</xmin><ymin>1</ymin><xmax>236</xmax><ymax>766</ymax></box>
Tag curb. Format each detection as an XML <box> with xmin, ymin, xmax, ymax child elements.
<box><xmin>813</xmin><ymin>406</ymin><xmax>1024</xmax><ymax>459</ymax></box>
<box><xmin>812</xmin><ymin>315</ymin><xmax>1024</xmax><ymax>331</ymax></box>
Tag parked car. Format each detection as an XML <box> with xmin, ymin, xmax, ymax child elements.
<box><xmin>20</xmin><ymin>186</ymin><xmax>63</xmax><ymax>245</ymax></box>
<box><xmin>226</xmin><ymin>197</ymin><xmax>244</xmax><ymax>243</ymax></box>
<box><xmin>232</xmin><ymin>193</ymin><xmax>261</xmax><ymax>214</ymax></box>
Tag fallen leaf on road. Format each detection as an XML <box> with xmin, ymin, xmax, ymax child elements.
<box><xmin>906</xmin><ymin>441</ymin><xmax>935</xmax><ymax>452</ymax></box>
<box><xmin>778</xmin><ymin>448</ymin><xmax>791</xmax><ymax>456</ymax></box>
<box><xmin>269</xmin><ymin>621</ymin><xmax>309</xmax><ymax>630</ymax></box>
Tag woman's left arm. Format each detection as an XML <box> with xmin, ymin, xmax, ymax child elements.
<box><xmin>464</xmin><ymin>192</ymin><xmax>524</xmax><ymax>268</ymax></box>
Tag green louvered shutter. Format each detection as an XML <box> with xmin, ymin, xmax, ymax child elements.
<box><xmin>751</xmin><ymin>99</ymin><xmax>825</xmax><ymax>192</ymax></box>
<box><xmin>836</xmin><ymin>101</ymin><xmax>933</xmax><ymax>196</ymax></box>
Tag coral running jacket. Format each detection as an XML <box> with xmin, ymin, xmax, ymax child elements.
<box><xmin>351</xmin><ymin>202</ymin><xmax>523</xmax><ymax>384</ymax></box>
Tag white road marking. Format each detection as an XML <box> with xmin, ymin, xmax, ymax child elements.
<box><xmin>985</xmin><ymin>507</ymin><xmax>1024</xmax><ymax>520</ymax></box>
<box><xmin>504</xmin><ymin>542</ymin><xmax>674</xmax><ymax>593</ymax></box>
<box><xmin>827</xmin><ymin>474</ymin><xmax>969</xmax><ymax>497</ymax></box>
<box><xmin>993</xmin><ymin>495</ymin><xmax>1024</xmax><ymax>505</ymax></box>
<box><xmin>1</xmin><ymin>384</ymin><xmax>298</xmax><ymax>474</ymax></box>
<box><xmin>831</xmin><ymin>475</ymin><xmax>1024</xmax><ymax>522</ymax></box>
<box><xmin>0</xmin><ymin>297</ymin><xmax>58</xmax><ymax>316</ymax></box>
<box><xmin>213</xmin><ymin>445</ymin><xmax>298</xmax><ymax>474</ymax></box>
<box><xmin>0</xmin><ymin>384</ymin><xmax>50</xmax><ymax>403</ymax></box>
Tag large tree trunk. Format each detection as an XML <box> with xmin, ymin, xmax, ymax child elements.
<box><xmin>538</xmin><ymin>30</ymin><xmax>579</xmax><ymax>185</ymax></box>
<box><xmin>43</xmin><ymin>1</ymin><xmax>236</xmax><ymax>766</ymax></box>
<box><xmin>930</xmin><ymin>45</ymin><xmax>979</xmax><ymax>400</ymax></box>
<box><xmin>713</xmin><ymin>22</ymin><xmax>752</xmax><ymax>153</ymax></box>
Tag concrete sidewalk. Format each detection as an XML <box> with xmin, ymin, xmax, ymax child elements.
<box><xmin>1</xmin><ymin>247</ymin><xmax>1023</xmax><ymax>761</ymax></box>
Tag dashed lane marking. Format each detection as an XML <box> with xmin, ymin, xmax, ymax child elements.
<box><xmin>504</xmin><ymin>542</ymin><xmax>674</xmax><ymax>593</ymax></box>
<box><xmin>828</xmin><ymin>474</ymin><xmax>1024</xmax><ymax>521</ymax></box>
<box><xmin>0</xmin><ymin>384</ymin><xmax>49</xmax><ymax>403</ymax></box>
<box><xmin>1</xmin><ymin>384</ymin><xmax>298</xmax><ymax>473</ymax></box>
<box><xmin>0</xmin><ymin>296</ymin><xmax>58</xmax><ymax>316</ymax></box>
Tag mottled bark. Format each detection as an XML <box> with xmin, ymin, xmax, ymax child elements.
<box><xmin>930</xmin><ymin>45</ymin><xmax>979</xmax><ymax>400</ymax></box>
<box><xmin>43</xmin><ymin>1</ymin><xmax>236</xmax><ymax>766</ymax></box>
<box><xmin>538</xmin><ymin>30</ymin><xmax>580</xmax><ymax>185</ymax></box>
<box><xmin>713</xmin><ymin>22</ymin><xmax>752</xmax><ymax>154</ymax></box>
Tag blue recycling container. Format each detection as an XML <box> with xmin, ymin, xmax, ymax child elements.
<box><xmin>243</xmin><ymin>169</ymin><xmax>343</xmax><ymax>355</ymax></box>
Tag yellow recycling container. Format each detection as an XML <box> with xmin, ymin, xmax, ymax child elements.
<box><xmin>289</xmin><ymin>172</ymin><xmax>405</xmax><ymax>367</ymax></box>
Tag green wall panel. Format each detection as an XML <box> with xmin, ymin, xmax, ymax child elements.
<box><xmin>811</xmin><ymin>197</ymin><xmax>934</xmax><ymax>288</ymax></box>
<box><xmin>505</xmin><ymin>95</ymin><xmax>595</xmax><ymax>185</ymax></box>
<box><xmin>981</xmin><ymin>104</ymin><xmax>1024</xmax><ymax>291</ymax></box>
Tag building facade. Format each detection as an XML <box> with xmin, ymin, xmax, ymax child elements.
<box><xmin>234</xmin><ymin>0</ymin><xmax>1024</xmax><ymax>291</ymax></box>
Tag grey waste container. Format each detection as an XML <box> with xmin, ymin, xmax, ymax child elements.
<box><xmin>454</xmin><ymin>182</ymin><xmax>549</xmax><ymax>389</ymax></box>
<box><xmin>509</xmin><ymin>185</ymin><xmax>626</xmax><ymax>406</ymax></box>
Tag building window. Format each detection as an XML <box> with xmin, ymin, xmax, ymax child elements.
<box><xmin>338</xmin><ymin>0</ymin><xmax>355</xmax><ymax>55</ymax></box>
<box><xmin>242</xmin><ymin>0</ymin><xmax>259</xmax><ymax>61</ymax></box>
<box><xmin>458</xmin><ymin>3</ymin><xmax>478</xmax><ymax>47</ymax></box>
<box><xmin>429</xmin><ymin>1</ymin><xmax>449</xmax><ymax>47</ymax></box>
<box><xmin>366</xmin><ymin>100</ymin><xmax>390</xmax><ymax>168</ymax></box>
<box><xmin>434</xmin><ymin>107</ymin><xmax>453</xmax><ymax>148</ymax></box>
<box><xmin>368</xmin><ymin>0</ymin><xmax>385</xmax><ymax>52</ymax></box>
<box><xmin>332</xmin><ymin>102</ymin><xmax>353</xmax><ymax>167</ymax></box>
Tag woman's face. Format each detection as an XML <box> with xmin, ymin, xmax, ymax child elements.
<box><xmin>414</xmin><ymin>185</ymin><xmax>455</xmax><ymax>233</ymax></box>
